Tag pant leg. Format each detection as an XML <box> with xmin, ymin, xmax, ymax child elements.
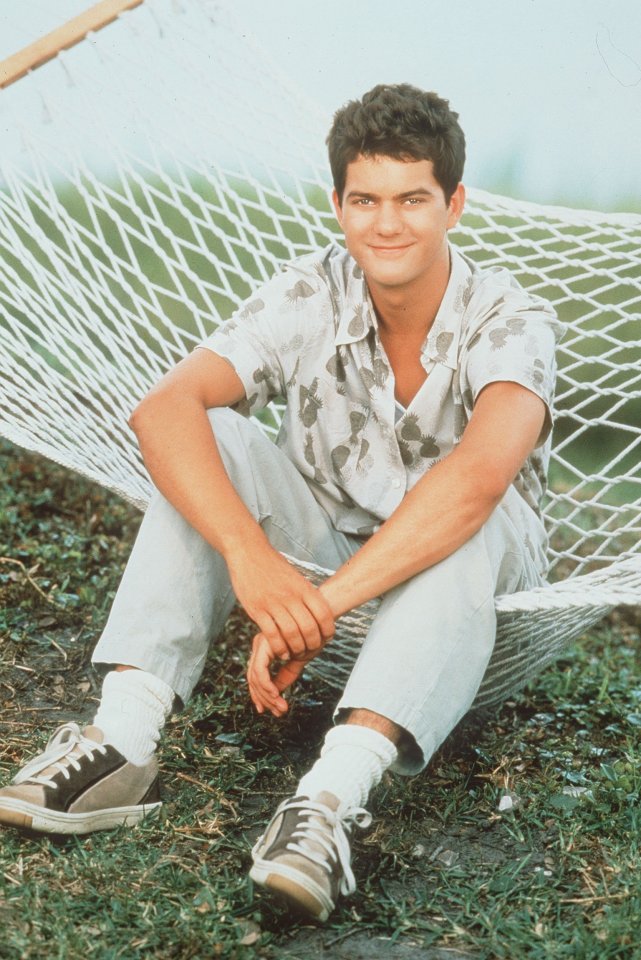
<box><xmin>334</xmin><ymin>488</ymin><xmax>545</xmax><ymax>775</ymax></box>
<box><xmin>92</xmin><ymin>408</ymin><xmax>360</xmax><ymax>704</ymax></box>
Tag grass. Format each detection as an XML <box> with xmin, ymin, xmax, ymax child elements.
<box><xmin>2</xmin><ymin>439</ymin><xmax>641</xmax><ymax>959</ymax></box>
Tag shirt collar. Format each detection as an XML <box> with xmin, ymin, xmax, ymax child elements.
<box><xmin>334</xmin><ymin>244</ymin><xmax>473</xmax><ymax>365</ymax></box>
<box><xmin>334</xmin><ymin>262</ymin><xmax>379</xmax><ymax>346</ymax></box>
<box><xmin>421</xmin><ymin>245</ymin><xmax>473</xmax><ymax>370</ymax></box>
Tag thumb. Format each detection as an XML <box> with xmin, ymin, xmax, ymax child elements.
<box><xmin>273</xmin><ymin>658</ymin><xmax>307</xmax><ymax>692</ymax></box>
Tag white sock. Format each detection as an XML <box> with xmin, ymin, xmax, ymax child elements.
<box><xmin>296</xmin><ymin>724</ymin><xmax>398</xmax><ymax>810</ymax></box>
<box><xmin>93</xmin><ymin>669</ymin><xmax>175</xmax><ymax>766</ymax></box>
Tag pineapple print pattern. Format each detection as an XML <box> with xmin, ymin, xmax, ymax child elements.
<box><xmin>200</xmin><ymin>243</ymin><xmax>561</xmax><ymax>547</ymax></box>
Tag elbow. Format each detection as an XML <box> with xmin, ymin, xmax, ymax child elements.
<box><xmin>485</xmin><ymin>472</ymin><xmax>509</xmax><ymax>504</ymax></box>
<box><xmin>477</xmin><ymin>472</ymin><xmax>512</xmax><ymax>516</ymax></box>
<box><xmin>128</xmin><ymin>403</ymin><xmax>140</xmax><ymax>435</ymax></box>
<box><xmin>128</xmin><ymin>393</ymin><xmax>157</xmax><ymax>442</ymax></box>
<box><xmin>462</xmin><ymin>461</ymin><xmax>510</xmax><ymax>520</ymax></box>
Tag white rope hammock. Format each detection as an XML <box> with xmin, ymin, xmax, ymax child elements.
<box><xmin>1</xmin><ymin>0</ymin><xmax>639</xmax><ymax>708</ymax></box>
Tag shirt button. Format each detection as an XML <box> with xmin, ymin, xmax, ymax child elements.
<box><xmin>391</xmin><ymin>478</ymin><xmax>401</xmax><ymax>489</ymax></box>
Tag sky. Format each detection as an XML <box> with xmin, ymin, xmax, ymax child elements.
<box><xmin>1</xmin><ymin>0</ymin><xmax>640</xmax><ymax>211</ymax></box>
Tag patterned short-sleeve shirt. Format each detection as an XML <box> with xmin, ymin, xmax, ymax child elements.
<box><xmin>198</xmin><ymin>243</ymin><xmax>564</xmax><ymax>573</ymax></box>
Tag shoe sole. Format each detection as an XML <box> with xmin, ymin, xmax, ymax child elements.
<box><xmin>249</xmin><ymin>858</ymin><xmax>332</xmax><ymax>921</ymax></box>
<box><xmin>0</xmin><ymin>798</ymin><xmax>162</xmax><ymax>834</ymax></box>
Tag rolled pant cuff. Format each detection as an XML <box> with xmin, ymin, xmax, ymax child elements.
<box><xmin>334</xmin><ymin>691</ymin><xmax>439</xmax><ymax>777</ymax></box>
<box><xmin>91</xmin><ymin>644</ymin><xmax>204</xmax><ymax>708</ymax></box>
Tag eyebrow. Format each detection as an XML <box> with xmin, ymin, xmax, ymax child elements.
<box><xmin>345</xmin><ymin>187</ymin><xmax>435</xmax><ymax>201</ymax></box>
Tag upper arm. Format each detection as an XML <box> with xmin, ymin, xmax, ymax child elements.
<box><xmin>133</xmin><ymin>348</ymin><xmax>246</xmax><ymax>416</ymax></box>
<box><xmin>461</xmin><ymin>288</ymin><xmax>562</xmax><ymax>460</ymax></box>
<box><xmin>456</xmin><ymin>381</ymin><xmax>548</xmax><ymax>498</ymax></box>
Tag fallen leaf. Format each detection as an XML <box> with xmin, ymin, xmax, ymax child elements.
<box><xmin>237</xmin><ymin>920</ymin><xmax>261</xmax><ymax>947</ymax></box>
<box><xmin>498</xmin><ymin>791</ymin><xmax>520</xmax><ymax>812</ymax></box>
<box><xmin>437</xmin><ymin>848</ymin><xmax>459</xmax><ymax>867</ymax></box>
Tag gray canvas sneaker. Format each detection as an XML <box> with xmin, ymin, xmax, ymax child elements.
<box><xmin>0</xmin><ymin>722</ymin><xmax>161</xmax><ymax>834</ymax></box>
<box><xmin>249</xmin><ymin>791</ymin><xmax>372</xmax><ymax>921</ymax></box>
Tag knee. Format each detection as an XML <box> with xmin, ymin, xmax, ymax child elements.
<box><xmin>205</xmin><ymin>407</ymin><xmax>273</xmax><ymax>487</ymax></box>
<box><xmin>205</xmin><ymin>407</ymin><xmax>254</xmax><ymax>459</ymax></box>
<box><xmin>205</xmin><ymin>406</ymin><xmax>244</xmax><ymax>437</ymax></box>
<box><xmin>204</xmin><ymin>408</ymin><xmax>245</xmax><ymax>476</ymax></box>
<box><xmin>418</xmin><ymin>534</ymin><xmax>496</xmax><ymax>610</ymax></box>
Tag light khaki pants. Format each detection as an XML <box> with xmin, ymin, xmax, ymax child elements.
<box><xmin>93</xmin><ymin>409</ymin><xmax>543</xmax><ymax>774</ymax></box>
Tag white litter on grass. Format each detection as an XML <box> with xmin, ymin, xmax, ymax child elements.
<box><xmin>436</xmin><ymin>849</ymin><xmax>459</xmax><ymax>867</ymax></box>
<box><xmin>498</xmin><ymin>792</ymin><xmax>520</xmax><ymax>812</ymax></box>
<box><xmin>429</xmin><ymin>844</ymin><xmax>459</xmax><ymax>865</ymax></box>
<box><xmin>562</xmin><ymin>786</ymin><xmax>594</xmax><ymax>799</ymax></box>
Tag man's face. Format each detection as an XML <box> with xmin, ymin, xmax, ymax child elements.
<box><xmin>332</xmin><ymin>154</ymin><xmax>464</xmax><ymax>296</ymax></box>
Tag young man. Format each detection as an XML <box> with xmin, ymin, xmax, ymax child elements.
<box><xmin>0</xmin><ymin>85</ymin><xmax>562</xmax><ymax>921</ymax></box>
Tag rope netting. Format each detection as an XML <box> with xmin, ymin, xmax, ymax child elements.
<box><xmin>1</xmin><ymin>0</ymin><xmax>639</xmax><ymax>704</ymax></box>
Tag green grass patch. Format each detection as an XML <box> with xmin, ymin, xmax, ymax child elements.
<box><xmin>1</xmin><ymin>439</ymin><xmax>641</xmax><ymax>958</ymax></box>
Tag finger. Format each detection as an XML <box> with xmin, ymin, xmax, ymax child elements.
<box><xmin>247</xmin><ymin>664</ymin><xmax>279</xmax><ymax>716</ymax></box>
<box><xmin>281</xmin><ymin>600</ymin><xmax>323</xmax><ymax>652</ymax></box>
<box><xmin>247</xmin><ymin>647</ymin><xmax>278</xmax><ymax>710</ymax></box>
<box><xmin>247</xmin><ymin>637</ymin><xmax>280</xmax><ymax>713</ymax></box>
<box><xmin>248</xmin><ymin>637</ymin><xmax>288</xmax><ymax>716</ymax></box>
<box><xmin>253</xmin><ymin>613</ymin><xmax>291</xmax><ymax>661</ymax></box>
<box><xmin>303</xmin><ymin>589</ymin><xmax>335</xmax><ymax>641</ymax></box>
<box><xmin>273</xmin><ymin>657</ymin><xmax>307</xmax><ymax>693</ymax></box>
<box><xmin>246</xmin><ymin>645</ymin><xmax>266</xmax><ymax>714</ymax></box>
<box><xmin>268</xmin><ymin>605</ymin><xmax>308</xmax><ymax>658</ymax></box>
<box><xmin>251</xmin><ymin>630</ymin><xmax>290</xmax><ymax>667</ymax></box>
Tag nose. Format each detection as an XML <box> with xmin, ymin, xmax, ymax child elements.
<box><xmin>373</xmin><ymin>201</ymin><xmax>403</xmax><ymax>236</ymax></box>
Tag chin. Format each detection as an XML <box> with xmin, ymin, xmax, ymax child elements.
<box><xmin>367</xmin><ymin>268</ymin><xmax>417</xmax><ymax>289</ymax></box>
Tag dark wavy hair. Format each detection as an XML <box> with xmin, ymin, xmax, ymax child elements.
<box><xmin>327</xmin><ymin>84</ymin><xmax>465</xmax><ymax>203</ymax></box>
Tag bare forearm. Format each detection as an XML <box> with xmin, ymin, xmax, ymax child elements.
<box><xmin>131</xmin><ymin>387</ymin><xmax>336</xmax><ymax>658</ymax></box>
<box><xmin>320</xmin><ymin>449</ymin><xmax>501</xmax><ymax>617</ymax></box>
<box><xmin>247</xmin><ymin>450</ymin><xmax>502</xmax><ymax>717</ymax></box>
<box><xmin>321</xmin><ymin>383</ymin><xmax>546</xmax><ymax>618</ymax></box>
<box><xmin>130</xmin><ymin>393</ymin><xmax>266</xmax><ymax>559</ymax></box>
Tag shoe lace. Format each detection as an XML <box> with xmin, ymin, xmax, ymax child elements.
<box><xmin>282</xmin><ymin>797</ymin><xmax>372</xmax><ymax>896</ymax></box>
<box><xmin>13</xmin><ymin>722</ymin><xmax>108</xmax><ymax>789</ymax></box>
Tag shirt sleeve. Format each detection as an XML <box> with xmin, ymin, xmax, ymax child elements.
<box><xmin>195</xmin><ymin>262</ymin><xmax>324</xmax><ymax>415</ymax></box>
<box><xmin>461</xmin><ymin>285</ymin><xmax>564</xmax><ymax>446</ymax></box>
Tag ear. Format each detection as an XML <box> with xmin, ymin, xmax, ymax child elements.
<box><xmin>446</xmin><ymin>182</ymin><xmax>466</xmax><ymax>231</ymax></box>
<box><xmin>331</xmin><ymin>188</ymin><xmax>344</xmax><ymax>228</ymax></box>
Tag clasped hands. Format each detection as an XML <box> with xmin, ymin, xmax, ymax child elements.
<box><xmin>227</xmin><ymin>547</ymin><xmax>337</xmax><ymax>717</ymax></box>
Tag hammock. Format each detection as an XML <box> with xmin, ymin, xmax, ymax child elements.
<box><xmin>1</xmin><ymin>0</ymin><xmax>639</xmax><ymax>709</ymax></box>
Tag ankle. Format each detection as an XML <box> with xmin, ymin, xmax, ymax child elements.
<box><xmin>344</xmin><ymin>708</ymin><xmax>405</xmax><ymax>746</ymax></box>
<box><xmin>93</xmin><ymin>669</ymin><xmax>174</xmax><ymax>765</ymax></box>
<box><xmin>297</xmin><ymin>724</ymin><xmax>398</xmax><ymax>810</ymax></box>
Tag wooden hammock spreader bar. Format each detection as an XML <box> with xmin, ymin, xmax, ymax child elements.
<box><xmin>0</xmin><ymin>0</ymin><xmax>143</xmax><ymax>90</ymax></box>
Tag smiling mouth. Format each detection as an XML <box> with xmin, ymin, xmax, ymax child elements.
<box><xmin>369</xmin><ymin>244</ymin><xmax>412</xmax><ymax>254</ymax></box>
